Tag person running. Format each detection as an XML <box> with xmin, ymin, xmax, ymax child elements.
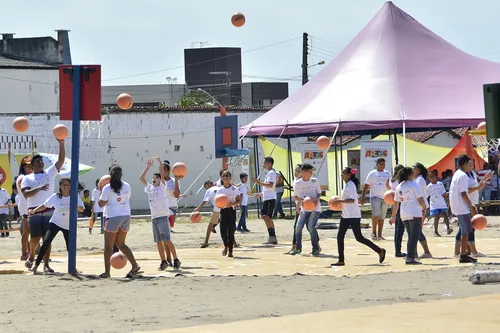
<box><xmin>389</xmin><ymin>164</ymin><xmax>406</xmax><ymax>257</ymax></box>
<box><xmin>291</xmin><ymin>164</ymin><xmax>322</xmax><ymax>256</ymax></box>
<box><xmin>29</xmin><ymin>178</ymin><xmax>85</xmax><ymax>274</ymax></box>
<box><xmin>197</xmin><ymin>180</ymin><xmax>220</xmax><ymax>248</ymax></box>
<box><xmin>412</xmin><ymin>163</ymin><xmax>433</xmax><ymax>258</ymax></box>
<box><xmin>16</xmin><ymin>156</ymin><xmax>33</xmax><ymax>260</ymax></box>
<box><xmin>236</xmin><ymin>173</ymin><xmax>250</xmax><ymax>232</ymax></box>
<box><xmin>427</xmin><ymin>170</ymin><xmax>453</xmax><ymax>236</ymax></box>
<box><xmin>216</xmin><ymin>170</ymin><xmax>241</xmax><ymax>257</ymax></box>
<box><xmin>90</xmin><ymin>179</ymin><xmax>105</xmax><ymax>235</ymax></box>
<box><xmin>21</xmin><ymin>140</ymin><xmax>65</xmax><ymax>272</ymax></box>
<box><xmin>140</xmin><ymin>156</ymin><xmax>181</xmax><ymax>271</ymax></box>
<box><xmin>390</xmin><ymin>167</ymin><xmax>427</xmax><ymax>265</ymax></box>
<box><xmin>98</xmin><ymin>165</ymin><xmax>141</xmax><ymax>278</ymax></box>
<box><xmin>253</xmin><ymin>156</ymin><xmax>278</xmax><ymax>244</ymax></box>
<box><xmin>360</xmin><ymin>158</ymin><xmax>391</xmax><ymax>240</ymax></box>
<box><xmin>332</xmin><ymin>167</ymin><xmax>386</xmax><ymax>266</ymax></box>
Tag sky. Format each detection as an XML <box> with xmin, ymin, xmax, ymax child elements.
<box><xmin>4</xmin><ymin>0</ymin><xmax>500</xmax><ymax>94</ymax></box>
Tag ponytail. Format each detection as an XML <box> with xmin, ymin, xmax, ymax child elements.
<box><xmin>343</xmin><ymin>167</ymin><xmax>359</xmax><ymax>189</ymax></box>
<box><xmin>109</xmin><ymin>165</ymin><xmax>123</xmax><ymax>194</ymax></box>
<box><xmin>413</xmin><ymin>162</ymin><xmax>428</xmax><ymax>180</ymax></box>
<box><xmin>398</xmin><ymin>167</ymin><xmax>413</xmax><ymax>183</ymax></box>
<box><xmin>391</xmin><ymin>164</ymin><xmax>404</xmax><ymax>182</ymax></box>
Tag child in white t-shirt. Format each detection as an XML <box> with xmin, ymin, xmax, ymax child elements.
<box><xmin>216</xmin><ymin>170</ymin><xmax>241</xmax><ymax>257</ymax></box>
<box><xmin>90</xmin><ymin>179</ymin><xmax>105</xmax><ymax>235</ymax></box>
<box><xmin>236</xmin><ymin>173</ymin><xmax>250</xmax><ymax>232</ymax></box>
<box><xmin>197</xmin><ymin>181</ymin><xmax>220</xmax><ymax>248</ymax></box>
<box><xmin>427</xmin><ymin>170</ymin><xmax>452</xmax><ymax>237</ymax></box>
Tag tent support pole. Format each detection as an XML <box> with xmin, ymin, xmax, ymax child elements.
<box><xmin>334</xmin><ymin>140</ymin><xmax>339</xmax><ymax>195</ymax></box>
<box><xmin>394</xmin><ymin>129</ymin><xmax>399</xmax><ymax>165</ymax></box>
<box><xmin>253</xmin><ymin>137</ymin><xmax>261</xmax><ymax>219</ymax></box>
<box><xmin>340</xmin><ymin>134</ymin><xmax>344</xmax><ymax>170</ymax></box>
<box><xmin>403</xmin><ymin>122</ymin><xmax>407</xmax><ymax>165</ymax></box>
<box><xmin>287</xmin><ymin>136</ymin><xmax>294</xmax><ymax>217</ymax></box>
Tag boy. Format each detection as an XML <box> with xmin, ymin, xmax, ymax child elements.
<box><xmin>237</xmin><ymin>173</ymin><xmax>250</xmax><ymax>232</ymax></box>
<box><xmin>197</xmin><ymin>180</ymin><xmax>220</xmax><ymax>248</ymax></box>
<box><xmin>82</xmin><ymin>189</ymin><xmax>92</xmax><ymax>217</ymax></box>
<box><xmin>140</xmin><ymin>156</ymin><xmax>181</xmax><ymax>270</ymax></box>
<box><xmin>0</xmin><ymin>186</ymin><xmax>12</xmax><ymax>237</ymax></box>
<box><xmin>253</xmin><ymin>156</ymin><xmax>278</xmax><ymax>244</ymax></box>
<box><xmin>90</xmin><ymin>179</ymin><xmax>105</xmax><ymax>234</ymax></box>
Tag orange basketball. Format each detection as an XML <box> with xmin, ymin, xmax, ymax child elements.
<box><xmin>52</xmin><ymin>124</ymin><xmax>68</xmax><ymax>140</ymax></box>
<box><xmin>110</xmin><ymin>252</ymin><xmax>128</xmax><ymax>269</ymax></box>
<box><xmin>328</xmin><ymin>196</ymin><xmax>342</xmax><ymax>211</ymax></box>
<box><xmin>99</xmin><ymin>175</ymin><xmax>111</xmax><ymax>188</ymax></box>
<box><xmin>190</xmin><ymin>211</ymin><xmax>202</xmax><ymax>223</ymax></box>
<box><xmin>231</xmin><ymin>12</ymin><xmax>246</xmax><ymax>27</ymax></box>
<box><xmin>302</xmin><ymin>197</ymin><xmax>316</xmax><ymax>211</ymax></box>
<box><xmin>384</xmin><ymin>190</ymin><xmax>395</xmax><ymax>205</ymax></box>
<box><xmin>13</xmin><ymin>117</ymin><xmax>29</xmax><ymax>133</ymax></box>
<box><xmin>472</xmin><ymin>214</ymin><xmax>487</xmax><ymax>231</ymax></box>
<box><xmin>477</xmin><ymin>121</ymin><xmax>486</xmax><ymax>131</ymax></box>
<box><xmin>117</xmin><ymin>93</ymin><xmax>133</xmax><ymax>110</ymax></box>
<box><xmin>316</xmin><ymin>136</ymin><xmax>330</xmax><ymax>150</ymax></box>
<box><xmin>215</xmin><ymin>194</ymin><xmax>229</xmax><ymax>209</ymax></box>
<box><xmin>172</xmin><ymin>162</ymin><xmax>187</xmax><ymax>178</ymax></box>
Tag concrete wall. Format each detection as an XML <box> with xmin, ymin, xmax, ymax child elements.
<box><xmin>0</xmin><ymin>111</ymin><xmax>264</xmax><ymax>210</ymax></box>
<box><xmin>424</xmin><ymin>131</ymin><xmax>459</xmax><ymax>148</ymax></box>
<box><xmin>0</xmin><ymin>69</ymin><xmax>59</xmax><ymax>113</ymax></box>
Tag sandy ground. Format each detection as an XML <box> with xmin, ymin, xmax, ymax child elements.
<box><xmin>1</xmin><ymin>215</ymin><xmax>500</xmax><ymax>332</ymax></box>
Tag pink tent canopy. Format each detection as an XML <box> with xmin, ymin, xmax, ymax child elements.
<box><xmin>240</xmin><ymin>1</ymin><xmax>500</xmax><ymax>137</ymax></box>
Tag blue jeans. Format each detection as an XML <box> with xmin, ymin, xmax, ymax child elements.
<box><xmin>237</xmin><ymin>205</ymin><xmax>248</xmax><ymax>230</ymax></box>
<box><xmin>273</xmin><ymin>191</ymin><xmax>284</xmax><ymax>217</ymax></box>
<box><xmin>295</xmin><ymin>211</ymin><xmax>320</xmax><ymax>251</ymax></box>
<box><xmin>479</xmin><ymin>188</ymin><xmax>492</xmax><ymax>201</ymax></box>
<box><xmin>394</xmin><ymin>206</ymin><xmax>405</xmax><ymax>255</ymax></box>
<box><xmin>403</xmin><ymin>218</ymin><xmax>422</xmax><ymax>260</ymax></box>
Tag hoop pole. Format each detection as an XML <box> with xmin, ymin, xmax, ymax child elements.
<box><xmin>403</xmin><ymin>122</ymin><xmax>407</xmax><ymax>165</ymax></box>
<box><xmin>176</xmin><ymin>156</ymin><xmax>217</xmax><ymax>205</ymax></box>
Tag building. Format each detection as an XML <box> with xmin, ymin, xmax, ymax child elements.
<box><xmin>102</xmin><ymin>84</ymin><xmax>187</xmax><ymax>107</ymax></box>
<box><xmin>240</xmin><ymin>82</ymin><xmax>288</xmax><ymax>108</ymax></box>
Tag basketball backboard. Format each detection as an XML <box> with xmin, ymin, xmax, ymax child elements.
<box><xmin>214</xmin><ymin>115</ymin><xmax>238</xmax><ymax>158</ymax></box>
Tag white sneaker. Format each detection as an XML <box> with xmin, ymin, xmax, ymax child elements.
<box><xmin>419</xmin><ymin>253</ymin><xmax>433</xmax><ymax>259</ymax></box>
<box><xmin>472</xmin><ymin>252</ymin><xmax>486</xmax><ymax>258</ymax></box>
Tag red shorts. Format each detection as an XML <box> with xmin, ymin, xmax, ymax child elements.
<box><xmin>169</xmin><ymin>214</ymin><xmax>175</xmax><ymax>228</ymax></box>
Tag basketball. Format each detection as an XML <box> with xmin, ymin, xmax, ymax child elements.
<box><xmin>215</xmin><ymin>194</ymin><xmax>229</xmax><ymax>209</ymax></box>
<box><xmin>99</xmin><ymin>175</ymin><xmax>111</xmax><ymax>188</ymax></box>
<box><xmin>110</xmin><ymin>252</ymin><xmax>128</xmax><ymax>269</ymax></box>
<box><xmin>190</xmin><ymin>211</ymin><xmax>202</xmax><ymax>223</ymax></box>
<box><xmin>302</xmin><ymin>197</ymin><xmax>316</xmax><ymax>211</ymax></box>
<box><xmin>472</xmin><ymin>214</ymin><xmax>487</xmax><ymax>231</ymax></box>
<box><xmin>384</xmin><ymin>190</ymin><xmax>395</xmax><ymax>205</ymax></box>
<box><xmin>172</xmin><ymin>162</ymin><xmax>187</xmax><ymax>177</ymax></box>
<box><xmin>316</xmin><ymin>136</ymin><xmax>330</xmax><ymax>150</ymax></box>
<box><xmin>477</xmin><ymin>121</ymin><xmax>486</xmax><ymax>131</ymax></box>
<box><xmin>231</xmin><ymin>12</ymin><xmax>246</xmax><ymax>27</ymax></box>
<box><xmin>13</xmin><ymin>117</ymin><xmax>29</xmax><ymax>133</ymax></box>
<box><xmin>53</xmin><ymin>124</ymin><xmax>68</xmax><ymax>140</ymax></box>
<box><xmin>117</xmin><ymin>93</ymin><xmax>133</xmax><ymax>110</ymax></box>
<box><xmin>328</xmin><ymin>196</ymin><xmax>342</xmax><ymax>211</ymax></box>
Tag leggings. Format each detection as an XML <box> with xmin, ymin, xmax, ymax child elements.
<box><xmin>337</xmin><ymin>217</ymin><xmax>381</xmax><ymax>262</ymax></box>
<box><xmin>35</xmin><ymin>223</ymin><xmax>69</xmax><ymax>266</ymax></box>
<box><xmin>292</xmin><ymin>212</ymin><xmax>320</xmax><ymax>245</ymax></box>
<box><xmin>220</xmin><ymin>208</ymin><xmax>236</xmax><ymax>251</ymax></box>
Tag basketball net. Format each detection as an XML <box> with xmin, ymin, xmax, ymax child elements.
<box><xmin>469</xmin><ymin>129</ymin><xmax>499</xmax><ymax>159</ymax></box>
<box><xmin>81</xmin><ymin>119</ymin><xmax>104</xmax><ymax>140</ymax></box>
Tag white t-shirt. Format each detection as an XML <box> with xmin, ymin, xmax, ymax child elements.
<box><xmin>215</xmin><ymin>179</ymin><xmax>222</xmax><ymax>187</ymax></box>
<box><xmin>99</xmin><ymin>181</ymin><xmax>131</xmax><ymax>218</ymax></box>
<box><xmin>216</xmin><ymin>185</ymin><xmax>241</xmax><ymax>210</ymax></box>
<box><xmin>16</xmin><ymin>175</ymin><xmax>28</xmax><ymax>215</ymax></box>
<box><xmin>415</xmin><ymin>175</ymin><xmax>429</xmax><ymax>208</ymax></box>
<box><xmin>449</xmin><ymin>169</ymin><xmax>470</xmax><ymax>215</ymax></box>
<box><xmin>0</xmin><ymin>188</ymin><xmax>10</xmax><ymax>215</ymax></box>
<box><xmin>390</xmin><ymin>180</ymin><xmax>399</xmax><ymax>191</ymax></box>
<box><xmin>239</xmin><ymin>183</ymin><xmax>248</xmax><ymax>206</ymax></box>
<box><xmin>341</xmin><ymin>180</ymin><xmax>361</xmax><ymax>218</ymax></box>
<box><xmin>365</xmin><ymin>169</ymin><xmax>391</xmax><ymax>199</ymax></box>
<box><xmin>203</xmin><ymin>186</ymin><xmax>219</xmax><ymax>212</ymax></box>
<box><xmin>21</xmin><ymin>164</ymin><xmax>59</xmax><ymax>209</ymax></box>
<box><xmin>91</xmin><ymin>188</ymin><xmax>103</xmax><ymax>213</ymax></box>
<box><xmin>165</xmin><ymin>178</ymin><xmax>179</xmax><ymax>209</ymax></box>
<box><xmin>144</xmin><ymin>182</ymin><xmax>170</xmax><ymax>219</ymax></box>
<box><xmin>467</xmin><ymin>173</ymin><xmax>480</xmax><ymax>205</ymax></box>
<box><xmin>394</xmin><ymin>180</ymin><xmax>423</xmax><ymax>221</ymax></box>
<box><xmin>43</xmin><ymin>193</ymin><xmax>84</xmax><ymax>230</ymax></box>
<box><xmin>426</xmin><ymin>182</ymin><xmax>447</xmax><ymax>210</ymax></box>
<box><xmin>294</xmin><ymin>177</ymin><xmax>322</xmax><ymax>212</ymax></box>
<box><xmin>262</xmin><ymin>169</ymin><xmax>277</xmax><ymax>201</ymax></box>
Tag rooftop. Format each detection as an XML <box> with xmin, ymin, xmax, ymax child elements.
<box><xmin>0</xmin><ymin>55</ymin><xmax>58</xmax><ymax>69</ymax></box>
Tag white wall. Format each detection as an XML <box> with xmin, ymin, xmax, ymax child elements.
<box><xmin>424</xmin><ymin>131</ymin><xmax>459</xmax><ymax>148</ymax></box>
<box><xmin>0</xmin><ymin>111</ymin><xmax>264</xmax><ymax>210</ymax></box>
<box><xmin>0</xmin><ymin>69</ymin><xmax>59</xmax><ymax>113</ymax></box>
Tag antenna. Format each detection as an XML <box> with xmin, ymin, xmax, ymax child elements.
<box><xmin>190</xmin><ymin>41</ymin><xmax>209</xmax><ymax>48</ymax></box>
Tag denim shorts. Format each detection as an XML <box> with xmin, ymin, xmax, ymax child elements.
<box><xmin>152</xmin><ymin>216</ymin><xmax>171</xmax><ymax>242</ymax></box>
<box><xmin>457</xmin><ymin>214</ymin><xmax>473</xmax><ymax>235</ymax></box>
<box><xmin>371</xmin><ymin>197</ymin><xmax>388</xmax><ymax>218</ymax></box>
<box><xmin>430</xmin><ymin>208</ymin><xmax>447</xmax><ymax>217</ymax></box>
<box><xmin>105</xmin><ymin>215</ymin><xmax>131</xmax><ymax>233</ymax></box>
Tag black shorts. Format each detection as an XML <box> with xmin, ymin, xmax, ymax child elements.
<box><xmin>28</xmin><ymin>212</ymin><xmax>52</xmax><ymax>238</ymax></box>
<box><xmin>261</xmin><ymin>199</ymin><xmax>276</xmax><ymax>218</ymax></box>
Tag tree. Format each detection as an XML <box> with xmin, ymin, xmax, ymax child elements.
<box><xmin>177</xmin><ymin>90</ymin><xmax>214</xmax><ymax>107</ymax></box>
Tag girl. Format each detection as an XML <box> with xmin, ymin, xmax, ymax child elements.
<box><xmin>389</xmin><ymin>164</ymin><xmax>406</xmax><ymax>257</ymax></box>
<box><xmin>427</xmin><ymin>170</ymin><xmax>452</xmax><ymax>236</ymax></box>
<box><xmin>29</xmin><ymin>178</ymin><xmax>84</xmax><ymax>274</ymax></box>
<box><xmin>390</xmin><ymin>167</ymin><xmax>427</xmax><ymax>265</ymax></box>
<box><xmin>216</xmin><ymin>170</ymin><xmax>241</xmax><ymax>257</ymax></box>
<box><xmin>412</xmin><ymin>163</ymin><xmax>433</xmax><ymax>258</ymax></box>
<box><xmin>99</xmin><ymin>165</ymin><xmax>141</xmax><ymax>278</ymax></box>
<box><xmin>16</xmin><ymin>156</ymin><xmax>33</xmax><ymax>260</ymax></box>
<box><xmin>332</xmin><ymin>167</ymin><xmax>386</xmax><ymax>266</ymax></box>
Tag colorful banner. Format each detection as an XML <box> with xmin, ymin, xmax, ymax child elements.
<box><xmin>0</xmin><ymin>154</ymin><xmax>13</xmax><ymax>193</ymax></box>
<box><xmin>359</xmin><ymin>140</ymin><xmax>393</xmax><ymax>186</ymax></box>
<box><xmin>300</xmin><ymin>145</ymin><xmax>329</xmax><ymax>191</ymax></box>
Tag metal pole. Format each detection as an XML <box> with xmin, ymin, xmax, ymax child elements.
<box><xmin>394</xmin><ymin>129</ymin><xmax>399</xmax><ymax>165</ymax></box>
<box><xmin>287</xmin><ymin>137</ymin><xmax>293</xmax><ymax>216</ymax></box>
<box><xmin>334</xmin><ymin>140</ymin><xmax>339</xmax><ymax>195</ymax></box>
<box><xmin>68</xmin><ymin>65</ymin><xmax>81</xmax><ymax>275</ymax></box>
<box><xmin>253</xmin><ymin>137</ymin><xmax>261</xmax><ymax>218</ymax></box>
<box><xmin>302</xmin><ymin>33</ymin><xmax>309</xmax><ymax>85</ymax></box>
<box><xmin>403</xmin><ymin>122</ymin><xmax>407</xmax><ymax>165</ymax></box>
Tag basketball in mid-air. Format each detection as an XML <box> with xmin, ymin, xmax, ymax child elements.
<box><xmin>231</xmin><ymin>12</ymin><xmax>246</xmax><ymax>27</ymax></box>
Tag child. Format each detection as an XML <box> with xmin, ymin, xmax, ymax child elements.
<box><xmin>140</xmin><ymin>156</ymin><xmax>181</xmax><ymax>271</ymax></box>
<box><xmin>0</xmin><ymin>186</ymin><xmax>12</xmax><ymax>237</ymax></box>
<box><xmin>197</xmin><ymin>180</ymin><xmax>220</xmax><ymax>248</ymax></box>
<box><xmin>389</xmin><ymin>164</ymin><xmax>406</xmax><ymax>257</ymax></box>
<box><xmin>216</xmin><ymin>170</ymin><xmax>241</xmax><ymax>257</ymax></box>
<box><xmin>90</xmin><ymin>179</ymin><xmax>105</xmax><ymax>235</ymax></box>
<box><xmin>81</xmin><ymin>189</ymin><xmax>92</xmax><ymax>217</ymax></box>
<box><xmin>427</xmin><ymin>170</ymin><xmax>452</xmax><ymax>236</ymax></box>
<box><xmin>28</xmin><ymin>178</ymin><xmax>85</xmax><ymax>274</ymax></box>
<box><xmin>253</xmin><ymin>156</ymin><xmax>278</xmax><ymax>244</ymax></box>
<box><xmin>236</xmin><ymin>173</ymin><xmax>250</xmax><ymax>232</ymax></box>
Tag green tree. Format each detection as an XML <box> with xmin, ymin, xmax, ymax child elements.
<box><xmin>177</xmin><ymin>90</ymin><xmax>214</xmax><ymax>107</ymax></box>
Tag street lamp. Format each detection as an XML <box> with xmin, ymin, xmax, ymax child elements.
<box><xmin>308</xmin><ymin>60</ymin><xmax>325</xmax><ymax>68</ymax></box>
<box><xmin>197</xmin><ymin>88</ymin><xmax>223</xmax><ymax>108</ymax></box>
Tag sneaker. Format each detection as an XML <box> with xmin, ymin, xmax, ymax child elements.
<box><xmin>472</xmin><ymin>252</ymin><xmax>486</xmax><ymax>258</ymax></box>
<box><xmin>236</xmin><ymin>228</ymin><xmax>243</xmax><ymax>232</ymax></box>
<box><xmin>25</xmin><ymin>260</ymin><xmax>33</xmax><ymax>270</ymax></box>
<box><xmin>244</xmin><ymin>228</ymin><xmax>251</xmax><ymax>232</ymax></box>
<box><xmin>447</xmin><ymin>228</ymin><xmax>454</xmax><ymax>235</ymax></box>
<box><xmin>285</xmin><ymin>249</ymin><xmax>295</xmax><ymax>255</ymax></box>
<box><xmin>166</xmin><ymin>259</ymin><xmax>173</xmax><ymax>267</ymax></box>
<box><xmin>212</xmin><ymin>227</ymin><xmax>217</xmax><ymax>234</ymax></box>
<box><xmin>395</xmin><ymin>252</ymin><xmax>406</xmax><ymax>258</ymax></box>
<box><xmin>405</xmin><ymin>259</ymin><xmax>422</xmax><ymax>265</ymax></box>
<box><xmin>173</xmin><ymin>259</ymin><xmax>182</xmax><ymax>270</ymax></box>
<box><xmin>200</xmin><ymin>243</ymin><xmax>209</xmax><ymax>248</ymax></box>
<box><xmin>379</xmin><ymin>248</ymin><xmax>386</xmax><ymax>263</ymax></box>
<box><xmin>459</xmin><ymin>255</ymin><xmax>477</xmax><ymax>263</ymax></box>
<box><xmin>158</xmin><ymin>261</ymin><xmax>169</xmax><ymax>271</ymax></box>
<box><xmin>290</xmin><ymin>249</ymin><xmax>302</xmax><ymax>255</ymax></box>
<box><xmin>419</xmin><ymin>253</ymin><xmax>433</xmax><ymax>259</ymax></box>
<box><xmin>264</xmin><ymin>236</ymin><xmax>278</xmax><ymax>245</ymax></box>
<box><xmin>311</xmin><ymin>250</ymin><xmax>320</xmax><ymax>257</ymax></box>
<box><xmin>88</xmin><ymin>228</ymin><xmax>92</xmax><ymax>235</ymax></box>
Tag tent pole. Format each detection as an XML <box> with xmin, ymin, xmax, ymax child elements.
<box><xmin>394</xmin><ymin>129</ymin><xmax>399</xmax><ymax>165</ymax></box>
<box><xmin>340</xmin><ymin>134</ymin><xmax>344</xmax><ymax>169</ymax></box>
<box><xmin>253</xmin><ymin>137</ymin><xmax>261</xmax><ymax>219</ymax></box>
<box><xmin>334</xmin><ymin>140</ymin><xmax>339</xmax><ymax>195</ymax></box>
<box><xmin>287</xmin><ymin>136</ymin><xmax>294</xmax><ymax>217</ymax></box>
<box><xmin>403</xmin><ymin>122</ymin><xmax>407</xmax><ymax>165</ymax></box>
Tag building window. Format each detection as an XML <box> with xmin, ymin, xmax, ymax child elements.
<box><xmin>269</xmin><ymin>99</ymin><xmax>273</xmax><ymax>105</ymax></box>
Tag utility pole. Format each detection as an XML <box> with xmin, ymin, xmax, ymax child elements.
<box><xmin>302</xmin><ymin>32</ymin><xmax>309</xmax><ymax>85</ymax></box>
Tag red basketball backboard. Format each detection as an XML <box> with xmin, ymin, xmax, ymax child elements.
<box><xmin>59</xmin><ymin>65</ymin><xmax>102</xmax><ymax>121</ymax></box>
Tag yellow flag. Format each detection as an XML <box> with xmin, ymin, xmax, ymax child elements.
<box><xmin>0</xmin><ymin>153</ymin><xmax>13</xmax><ymax>195</ymax></box>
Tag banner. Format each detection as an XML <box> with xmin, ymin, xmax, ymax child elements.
<box><xmin>300</xmin><ymin>144</ymin><xmax>329</xmax><ymax>191</ymax></box>
<box><xmin>360</xmin><ymin>140</ymin><xmax>393</xmax><ymax>185</ymax></box>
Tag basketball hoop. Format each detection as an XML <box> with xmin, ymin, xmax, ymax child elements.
<box><xmin>81</xmin><ymin>119</ymin><xmax>104</xmax><ymax>140</ymax></box>
<box><xmin>469</xmin><ymin>129</ymin><xmax>499</xmax><ymax>159</ymax></box>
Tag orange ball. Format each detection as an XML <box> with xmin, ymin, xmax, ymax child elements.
<box><xmin>13</xmin><ymin>117</ymin><xmax>29</xmax><ymax>133</ymax></box>
<box><xmin>99</xmin><ymin>175</ymin><xmax>111</xmax><ymax>188</ymax></box>
<box><xmin>302</xmin><ymin>197</ymin><xmax>316</xmax><ymax>211</ymax></box>
<box><xmin>117</xmin><ymin>93</ymin><xmax>133</xmax><ymax>110</ymax></box>
<box><xmin>472</xmin><ymin>214</ymin><xmax>487</xmax><ymax>230</ymax></box>
<box><xmin>384</xmin><ymin>190</ymin><xmax>395</xmax><ymax>205</ymax></box>
<box><xmin>110</xmin><ymin>252</ymin><xmax>128</xmax><ymax>269</ymax></box>
<box><xmin>316</xmin><ymin>136</ymin><xmax>330</xmax><ymax>150</ymax></box>
<box><xmin>215</xmin><ymin>194</ymin><xmax>229</xmax><ymax>209</ymax></box>
<box><xmin>53</xmin><ymin>124</ymin><xmax>68</xmax><ymax>140</ymax></box>
<box><xmin>172</xmin><ymin>162</ymin><xmax>187</xmax><ymax>178</ymax></box>
<box><xmin>190</xmin><ymin>211</ymin><xmax>202</xmax><ymax>223</ymax></box>
<box><xmin>477</xmin><ymin>121</ymin><xmax>486</xmax><ymax>131</ymax></box>
<box><xmin>328</xmin><ymin>196</ymin><xmax>342</xmax><ymax>211</ymax></box>
<box><xmin>231</xmin><ymin>12</ymin><xmax>246</xmax><ymax>27</ymax></box>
